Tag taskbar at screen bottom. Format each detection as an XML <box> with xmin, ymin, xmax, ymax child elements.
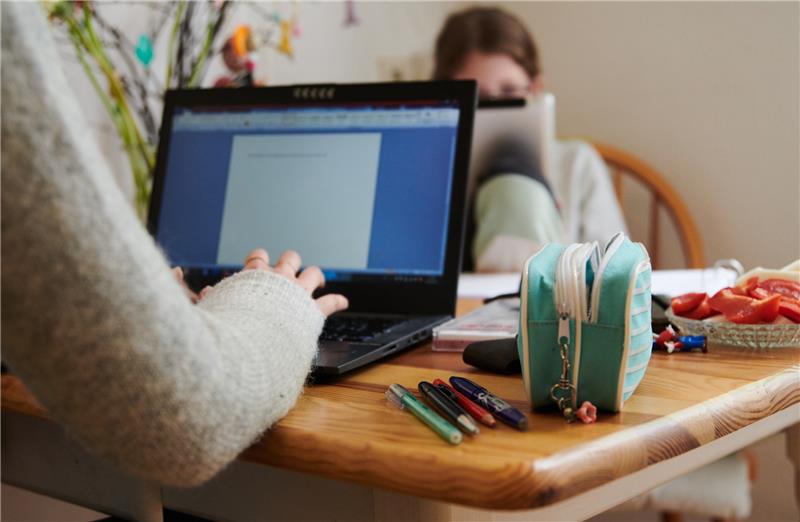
<box><xmin>179</xmin><ymin>266</ymin><xmax>444</xmax><ymax>288</ymax></box>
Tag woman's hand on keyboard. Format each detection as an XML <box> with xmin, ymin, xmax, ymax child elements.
<box><xmin>173</xmin><ymin>248</ymin><xmax>348</xmax><ymax>317</ymax></box>
<box><xmin>242</xmin><ymin>248</ymin><xmax>349</xmax><ymax>317</ymax></box>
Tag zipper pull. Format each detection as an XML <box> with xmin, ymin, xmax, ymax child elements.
<box><xmin>558</xmin><ymin>312</ymin><xmax>570</xmax><ymax>346</ymax></box>
<box><xmin>551</xmin><ymin>312</ymin><xmax>577</xmax><ymax>422</ymax></box>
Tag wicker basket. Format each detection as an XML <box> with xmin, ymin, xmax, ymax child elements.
<box><xmin>666</xmin><ymin>310</ymin><xmax>800</xmax><ymax>349</ymax></box>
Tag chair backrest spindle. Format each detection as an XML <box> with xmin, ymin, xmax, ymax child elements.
<box><xmin>649</xmin><ymin>193</ymin><xmax>660</xmax><ymax>267</ymax></box>
<box><xmin>591</xmin><ymin>142</ymin><xmax>704</xmax><ymax>269</ymax></box>
<box><xmin>612</xmin><ymin>168</ymin><xmax>624</xmax><ymax>207</ymax></box>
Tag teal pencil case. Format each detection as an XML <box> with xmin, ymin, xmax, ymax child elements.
<box><xmin>517</xmin><ymin>232</ymin><xmax>653</xmax><ymax>417</ymax></box>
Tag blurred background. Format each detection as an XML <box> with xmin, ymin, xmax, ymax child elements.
<box><xmin>66</xmin><ymin>1</ymin><xmax>799</xmax><ymax>271</ymax></box>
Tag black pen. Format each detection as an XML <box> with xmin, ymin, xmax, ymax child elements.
<box><xmin>418</xmin><ymin>381</ymin><xmax>480</xmax><ymax>436</ymax></box>
<box><xmin>433</xmin><ymin>381</ymin><xmax>473</xmax><ymax>418</ymax></box>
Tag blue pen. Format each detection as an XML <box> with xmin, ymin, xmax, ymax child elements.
<box><xmin>449</xmin><ymin>376</ymin><xmax>528</xmax><ymax>431</ymax></box>
<box><xmin>677</xmin><ymin>335</ymin><xmax>707</xmax><ymax>351</ymax></box>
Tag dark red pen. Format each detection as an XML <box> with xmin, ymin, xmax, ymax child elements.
<box><xmin>433</xmin><ymin>378</ymin><xmax>496</xmax><ymax>427</ymax></box>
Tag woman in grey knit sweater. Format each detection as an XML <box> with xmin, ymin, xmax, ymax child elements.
<box><xmin>1</xmin><ymin>3</ymin><xmax>347</xmax><ymax>487</ymax></box>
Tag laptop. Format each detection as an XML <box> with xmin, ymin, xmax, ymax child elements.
<box><xmin>148</xmin><ymin>81</ymin><xmax>477</xmax><ymax>375</ymax></box>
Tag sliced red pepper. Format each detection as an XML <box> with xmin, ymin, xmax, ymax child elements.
<box><xmin>671</xmin><ymin>292</ymin><xmax>707</xmax><ymax>315</ymax></box>
<box><xmin>778</xmin><ymin>299</ymin><xmax>800</xmax><ymax>323</ymax></box>
<box><xmin>732</xmin><ymin>277</ymin><xmax>759</xmax><ymax>296</ymax></box>
<box><xmin>708</xmin><ymin>289</ymin><xmax>782</xmax><ymax>324</ymax></box>
<box><xmin>748</xmin><ymin>286</ymin><xmax>771</xmax><ymax>300</ymax></box>
<box><xmin>756</xmin><ymin>294</ymin><xmax>782</xmax><ymax>323</ymax></box>
<box><xmin>758</xmin><ymin>279</ymin><xmax>800</xmax><ymax>301</ymax></box>
<box><xmin>709</xmin><ymin>288</ymin><xmax>751</xmax><ymax>315</ymax></box>
<box><xmin>684</xmin><ymin>296</ymin><xmax>718</xmax><ymax>320</ymax></box>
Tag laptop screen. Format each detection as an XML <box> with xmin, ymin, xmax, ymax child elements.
<box><xmin>155</xmin><ymin>100</ymin><xmax>460</xmax><ymax>285</ymax></box>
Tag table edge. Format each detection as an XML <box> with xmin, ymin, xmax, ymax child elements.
<box><xmin>4</xmin><ymin>366</ymin><xmax>799</xmax><ymax>510</ymax></box>
<box><xmin>239</xmin><ymin>366</ymin><xmax>800</xmax><ymax>510</ymax></box>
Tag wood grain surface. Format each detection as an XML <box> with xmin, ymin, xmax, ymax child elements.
<box><xmin>3</xmin><ymin>299</ymin><xmax>798</xmax><ymax>510</ymax></box>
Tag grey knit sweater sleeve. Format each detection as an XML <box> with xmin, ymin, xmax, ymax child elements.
<box><xmin>1</xmin><ymin>3</ymin><xmax>324</xmax><ymax>487</ymax></box>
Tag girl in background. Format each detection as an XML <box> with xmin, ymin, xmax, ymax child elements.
<box><xmin>433</xmin><ymin>6</ymin><xmax>627</xmax><ymax>272</ymax></box>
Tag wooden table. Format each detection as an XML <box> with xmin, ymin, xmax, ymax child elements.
<box><xmin>3</xmin><ymin>299</ymin><xmax>799</xmax><ymax>521</ymax></box>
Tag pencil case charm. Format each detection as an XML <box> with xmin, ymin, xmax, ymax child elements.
<box><xmin>517</xmin><ymin>232</ymin><xmax>653</xmax><ymax>416</ymax></box>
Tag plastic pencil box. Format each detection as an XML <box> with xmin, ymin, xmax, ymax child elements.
<box><xmin>517</xmin><ymin>232</ymin><xmax>653</xmax><ymax>416</ymax></box>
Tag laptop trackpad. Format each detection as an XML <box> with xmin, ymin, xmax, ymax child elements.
<box><xmin>315</xmin><ymin>342</ymin><xmax>382</xmax><ymax>367</ymax></box>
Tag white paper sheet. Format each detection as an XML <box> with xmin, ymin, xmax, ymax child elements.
<box><xmin>457</xmin><ymin>268</ymin><xmax>739</xmax><ymax>299</ymax></box>
<box><xmin>457</xmin><ymin>273</ymin><xmax>520</xmax><ymax>298</ymax></box>
<box><xmin>650</xmin><ymin>268</ymin><xmax>738</xmax><ymax>297</ymax></box>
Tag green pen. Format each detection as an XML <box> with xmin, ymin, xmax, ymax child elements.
<box><xmin>386</xmin><ymin>383</ymin><xmax>462</xmax><ymax>445</ymax></box>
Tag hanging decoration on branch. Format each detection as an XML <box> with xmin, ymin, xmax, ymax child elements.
<box><xmin>134</xmin><ymin>34</ymin><xmax>154</xmax><ymax>67</ymax></box>
<box><xmin>213</xmin><ymin>8</ymin><xmax>300</xmax><ymax>88</ymax></box>
<box><xmin>215</xmin><ymin>25</ymin><xmax>256</xmax><ymax>87</ymax></box>
<box><xmin>279</xmin><ymin>20</ymin><xmax>294</xmax><ymax>57</ymax></box>
<box><xmin>45</xmin><ymin>0</ymin><xmax>312</xmax><ymax>218</ymax></box>
<box><xmin>344</xmin><ymin>0</ymin><xmax>360</xmax><ymax>26</ymax></box>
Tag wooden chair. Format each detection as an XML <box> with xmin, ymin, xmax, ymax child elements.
<box><xmin>591</xmin><ymin>142</ymin><xmax>705</xmax><ymax>269</ymax></box>
<box><xmin>594</xmin><ymin>145</ymin><xmax>760</xmax><ymax>522</ymax></box>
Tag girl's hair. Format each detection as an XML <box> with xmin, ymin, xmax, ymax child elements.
<box><xmin>432</xmin><ymin>7</ymin><xmax>540</xmax><ymax>81</ymax></box>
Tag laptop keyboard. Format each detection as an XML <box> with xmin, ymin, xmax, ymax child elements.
<box><xmin>320</xmin><ymin>316</ymin><xmax>404</xmax><ymax>343</ymax></box>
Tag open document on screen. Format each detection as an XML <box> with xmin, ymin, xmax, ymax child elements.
<box><xmin>156</xmin><ymin>103</ymin><xmax>460</xmax><ymax>278</ymax></box>
<box><xmin>216</xmin><ymin>133</ymin><xmax>382</xmax><ymax>269</ymax></box>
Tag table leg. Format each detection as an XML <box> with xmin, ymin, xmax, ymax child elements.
<box><xmin>786</xmin><ymin>423</ymin><xmax>800</xmax><ymax>508</ymax></box>
<box><xmin>1</xmin><ymin>411</ymin><xmax>164</xmax><ymax>522</ymax></box>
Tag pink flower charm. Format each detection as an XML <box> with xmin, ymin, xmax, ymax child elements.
<box><xmin>576</xmin><ymin>401</ymin><xmax>597</xmax><ymax>424</ymax></box>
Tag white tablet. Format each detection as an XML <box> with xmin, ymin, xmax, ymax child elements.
<box><xmin>468</xmin><ymin>92</ymin><xmax>556</xmax><ymax>195</ymax></box>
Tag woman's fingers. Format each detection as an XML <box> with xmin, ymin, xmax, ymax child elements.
<box><xmin>296</xmin><ymin>265</ymin><xmax>324</xmax><ymax>293</ymax></box>
<box><xmin>315</xmin><ymin>294</ymin><xmax>349</xmax><ymax>317</ymax></box>
<box><xmin>173</xmin><ymin>266</ymin><xmax>200</xmax><ymax>303</ymax></box>
<box><xmin>238</xmin><ymin>248</ymin><xmax>348</xmax><ymax>316</ymax></box>
<box><xmin>244</xmin><ymin>248</ymin><xmax>270</xmax><ymax>271</ymax></box>
<box><xmin>274</xmin><ymin>250</ymin><xmax>301</xmax><ymax>278</ymax></box>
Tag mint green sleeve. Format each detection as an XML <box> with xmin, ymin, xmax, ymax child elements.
<box><xmin>473</xmin><ymin>174</ymin><xmax>565</xmax><ymax>271</ymax></box>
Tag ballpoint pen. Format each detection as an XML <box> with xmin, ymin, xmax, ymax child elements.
<box><xmin>418</xmin><ymin>381</ymin><xmax>480</xmax><ymax>436</ymax></box>
<box><xmin>450</xmin><ymin>376</ymin><xmax>528</xmax><ymax>431</ymax></box>
<box><xmin>385</xmin><ymin>383</ymin><xmax>462</xmax><ymax>445</ymax></box>
<box><xmin>432</xmin><ymin>378</ymin><xmax>496</xmax><ymax>428</ymax></box>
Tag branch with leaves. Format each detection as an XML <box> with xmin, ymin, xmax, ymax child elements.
<box><xmin>45</xmin><ymin>0</ymin><xmax>346</xmax><ymax>218</ymax></box>
<box><xmin>46</xmin><ymin>0</ymin><xmax>234</xmax><ymax>218</ymax></box>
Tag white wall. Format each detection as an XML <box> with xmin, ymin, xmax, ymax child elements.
<box><xmin>247</xmin><ymin>1</ymin><xmax>448</xmax><ymax>83</ymax></box>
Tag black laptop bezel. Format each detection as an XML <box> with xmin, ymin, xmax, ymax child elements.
<box><xmin>148</xmin><ymin>80</ymin><xmax>477</xmax><ymax>317</ymax></box>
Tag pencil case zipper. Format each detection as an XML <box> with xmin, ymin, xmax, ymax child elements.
<box><xmin>553</xmin><ymin>242</ymin><xmax>598</xmax><ymax>415</ymax></box>
<box><xmin>587</xmin><ymin>232</ymin><xmax>626</xmax><ymax>325</ymax></box>
<box><xmin>552</xmin><ymin>233</ymin><xmax>632</xmax><ymax>416</ymax></box>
